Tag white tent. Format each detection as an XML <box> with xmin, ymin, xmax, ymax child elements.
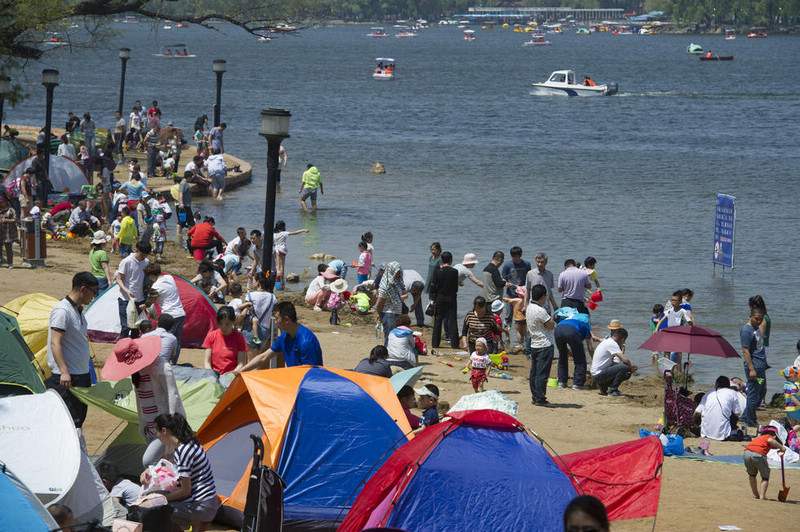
<box><xmin>0</xmin><ymin>390</ymin><xmax>125</xmax><ymax>525</ymax></box>
<box><xmin>3</xmin><ymin>154</ymin><xmax>89</xmax><ymax>194</ymax></box>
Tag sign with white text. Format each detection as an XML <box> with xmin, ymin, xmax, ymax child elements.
<box><xmin>713</xmin><ymin>194</ymin><xmax>735</xmax><ymax>268</ymax></box>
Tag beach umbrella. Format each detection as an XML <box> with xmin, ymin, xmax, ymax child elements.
<box><xmin>639</xmin><ymin>325</ymin><xmax>739</xmax><ymax>359</ymax></box>
<box><xmin>639</xmin><ymin>325</ymin><xmax>740</xmax><ymax>385</ymax></box>
<box><xmin>157</xmin><ymin>126</ymin><xmax>183</xmax><ymax>145</ymax></box>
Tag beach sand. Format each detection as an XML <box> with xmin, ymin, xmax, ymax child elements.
<box><xmin>4</xmin><ymin>238</ymin><xmax>797</xmax><ymax>530</ymax></box>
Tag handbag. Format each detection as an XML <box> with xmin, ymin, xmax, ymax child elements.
<box><xmin>424</xmin><ymin>301</ymin><xmax>435</xmax><ymax>317</ymax></box>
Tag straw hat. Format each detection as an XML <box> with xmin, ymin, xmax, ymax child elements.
<box><xmin>330</xmin><ymin>278</ymin><xmax>349</xmax><ymax>294</ymax></box>
<box><xmin>321</xmin><ymin>267</ymin><xmax>340</xmax><ymax>280</ymax></box>
<box><xmin>91</xmin><ymin>230</ymin><xmax>112</xmax><ymax>245</ymax></box>
<box><xmin>101</xmin><ymin>336</ymin><xmax>162</xmax><ymax>381</ymax></box>
<box><xmin>462</xmin><ymin>253</ymin><xmax>479</xmax><ymax>266</ymax></box>
<box><xmin>606</xmin><ymin>319</ymin><xmax>623</xmax><ymax>330</ymax></box>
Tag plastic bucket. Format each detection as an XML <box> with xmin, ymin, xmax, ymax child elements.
<box><xmin>591</xmin><ymin>290</ymin><xmax>603</xmax><ymax>302</ymax></box>
<box><xmin>587</xmin><ymin>301</ymin><xmax>598</xmax><ymax>310</ymax></box>
<box><xmin>547</xmin><ymin>378</ymin><xmax>559</xmax><ymax>388</ymax></box>
<box><xmin>178</xmin><ymin>211</ymin><xmax>187</xmax><ymax>223</ymax></box>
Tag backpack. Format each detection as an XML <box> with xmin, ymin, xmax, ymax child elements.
<box><xmin>4</xmin><ymin>177</ymin><xmax>19</xmax><ymax>199</ymax></box>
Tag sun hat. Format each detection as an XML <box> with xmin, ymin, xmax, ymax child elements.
<box><xmin>607</xmin><ymin>319</ymin><xmax>623</xmax><ymax>330</ymax></box>
<box><xmin>475</xmin><ymin>337</ymin><xmax>488</xmax><ymax>348</ymax></box>
<box><xmin>101</xmin><ymin>336</ymin><xmax>162</xmax><ymax>381</ymax></box>
<box><xmin>156</xmin><ymin>215</ymin><xmax>164</xmax><ymax>222</ymax></box>
<box><xmin>415</xmin><ymin>385</ymin><xmax>439</xmax><ymax>399</ymax></box>
<box><xmin>515</xmin><ymin>285</ymin><xmax>526</xmax><ymax>298</ymax></box>
<box><xmin>462</xmin><ymin>253</ymin><xmax>479</xmax><ymax>266</ymax></box>
<box><xmin>321</xmin><ymin>267</ymin><xmax>339</xmax><ymax>280</ymax></box>
<box><xmin>91</xmin><ymin>230</ymin><xmax>112</xmax><ymax>245</ymax></box>
<box><xmin>780</xmin><ymin>366</ymin><xmax>799</xmax><ymax>378</ymax></box>
<box><xmin>759</xmin><ymin>426</ymin><xmax>781</xmax><ymax>442</ymax></box>
<box><xmin>490</xmin><ymin>300</ymin><xmax>504</xmax><ymax>313</ymax></box>
<box><xmin>330</xmin><ymin>278</ymin><xmax>349</xmax><ymax>294</ymax></box>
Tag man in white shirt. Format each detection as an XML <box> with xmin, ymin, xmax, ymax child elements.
<box><xmin>590</xmin><ymin>328</ymin><xmax>637</xmax><ymax>397</ymax></box>
<box><xmin>115</xmin><ymin>241</ymin><xmax>150</xmax><ymax>339</ymax></box>
<box><xmin>527</xmin><ymin>284</ymin><xmax>555</xmax><ymax>406</ymax></box>
<box><xmin>143</xmin><ymin>263</ymin><xmax>186</xmax><ymax>363</ymax></box>
<box><xmin>693</xmin><ymin>376</ymin><xmax>742</xmax><ymax>440</ymax></box>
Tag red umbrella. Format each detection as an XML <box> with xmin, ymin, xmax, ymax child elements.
<box><xmin>639</xmin><ymin>325</ymin><xmax>740</xmax><ymax>358</ymax></box>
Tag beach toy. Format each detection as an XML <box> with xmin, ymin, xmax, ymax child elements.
<box><xmin>438</xmin><ymin>360</ymin><xmax>453</xmax><ymax>367</ymax></box>
<box><xmin>547</xmin><ymin>378</ymin><xmax>558</xmax><ymax>387</ymax></box>
<box><xmin>587</xmin><ymin>301</ymin><xmax>598</xmax><ymax>310</ymax></box>
<box><xmin>491</xmin><ymin>372</ymin><xmax>513</xmax><ymax>380</ymax></box>
<box><xmin>590</xmin><ymin>290</ymin><xmax>603</xmax><ymax>302</ymax></box>
<box><xmin>275</xmin><ymin>282</ymin><xmax>285</xmax><ymax>291</ymax></box>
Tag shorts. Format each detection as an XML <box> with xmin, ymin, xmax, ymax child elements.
<box><xmin>171</xmin><ymin>497</ymin><xmax>218</xmax><ymax>527</ymax></box>
<box><xmin>743</xmin><ymin>450</ymin><xmax>770</xmax><ymax>479</ymax></box>
<box><xmin>470</xmin><ymin>368</ymin><xmax>488</xmax><ymax>388</ymax></box>
<box><xmin>211</xmin><ymin>173</ymin><xmax>225</xmax><ymax>190</ymax></box>
<box><xmin>301</xmin><ymin>188</ymin><xmax>318</xmax><ymax>201</ymax></box>
<box><xmin>154</xmin><ymin>241</ymin><xmax>164</xmax><ymax>254</ymax></box>
<box><xmin>18</xmin><ymin>195</ymin><xmax>29</xmax><ymax>208</ymax></box>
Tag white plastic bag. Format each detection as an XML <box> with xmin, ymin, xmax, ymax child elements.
<box><xmin>142</xmin><ymin>459</ymin><xmax>179</xmax><ymax>494</ymax></box>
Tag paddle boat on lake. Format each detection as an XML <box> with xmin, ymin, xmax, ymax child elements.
<box><xmin>523</xmin><ymin>34</ymin><xmax>551</xmax><ymax>46</ymax></box>
<box><xmin>747</xmin><ymin>27</ymin><xmax>767</xmax><ymax>38</ymax></box>
<box><xmin>725</xmin><ymin>29</ymin><xmax>736</xmax><ymax>40</ymax></box>
<box><xmin>531</xmin><ymin>70</ymin><xmax>618</xmax><ymax>97</ymax></box>
<box><xmin>686</xmin><ymin>43</ymin><xmax>704</xmax><ymax>55</ymax></box>
<box><xmin>153</xmin><ymin>44</ymin><xmax>195</xmax><ymax>57</ymax></box>
<box><xmin>395</xmin><ymin>26</ymin><xmax>418</xmax><ymax>38</ymax></box>
<box><xmin>463</xmin><ymin>29</ymin><xmax>475</xmax><ymax>41</ymax></box>
<box><xmin>373</xmin><ymin>58</ymin><xmax>395</xmax><ymax>80</ymax></box>
<box><xmin>367</xmin><ymin>27</ymin><xmax>388</xmax><ymax>37</ymax></box>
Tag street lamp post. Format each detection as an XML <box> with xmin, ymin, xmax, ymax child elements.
<box><xmin>212</xmin><ymin>60</ymin><xmax>226</xmax><ymax>127</ymax></box>
<box><xmin>259</xmin><ymin>108</ymin><xmax>291</xmax><ymax>292</ymax></box>
<box><xmin>118</xmin><ymin>48</ymin><xmax>131</xmax><ymax>114</ymax></box>
<box><xmin>41</xmin><ymin>69</ymin><xmax>59</xmax><ymax>183</ymax></box>
<box><xmin>0</xmin><ymin>75</ymin><xmax>11</xmax><ymax>139</ymax></box>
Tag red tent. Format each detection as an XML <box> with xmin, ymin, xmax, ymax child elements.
<box><xmin>558</xmin><ymin>436</ymin><xmax>663</xmax><ymax>521</ymax></box>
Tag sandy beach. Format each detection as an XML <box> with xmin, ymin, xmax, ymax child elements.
<box><xmin>3</xmin><ymin>236</ymin><xmax>797</xmax><ymax>531</ymax></box>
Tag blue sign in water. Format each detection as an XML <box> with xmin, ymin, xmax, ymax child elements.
<box><xmin>713</xmin><ymin>194</ymin><xmax>736</xmax><ymax>268</ymax></box>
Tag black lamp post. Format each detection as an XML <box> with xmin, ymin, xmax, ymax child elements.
<box><xmin>212</xmin><ymin>59</ymin><xmax>226</xmax><ymax>127</ymax></box>
<box><xmin>0</xmin><ymin>75</ymin><xmax>10</xmax><ymax>139</ymax></box>
<box><xmin>42</xmin><ymin>69</ymin><xmax>59</xmax><ymax>179</ymax></box>
<box><xmin>259</xmin><ymin>108</ymin><xmax>291</xmax><ymax>292</ymax></box>
<box><xmin>118</xmin><ymin>48</ymin><xmax>131</xmax><ymax>114</ymax></box>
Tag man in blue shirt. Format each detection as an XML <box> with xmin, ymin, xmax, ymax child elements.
<box><xmin>554</xmin><ymin>315</ymin><xmax>604</xmax><ymax>390</ymax></box>
<box><xmin>501</xmin><ymin>246</ymin><xmax>531</xmax><ymax>325</ymax></box>
<box><xmin>241</xmin><ymin>302</ymin><xmax>322</xmax><ymax>370</ymax></box>
<box><xmin>740</xmin><ymin>306</ymin><xmax>767</xmax><ymax>427</ymax></box>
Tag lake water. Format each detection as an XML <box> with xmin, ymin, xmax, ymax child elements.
<box><xmin>9</xmin><ymin>23</ymin><xmax>800</xmax><ymax>386</ymax></box>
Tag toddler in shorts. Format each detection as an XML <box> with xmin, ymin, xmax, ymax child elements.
<box><xmin>469</xmin><ymin>338</ymin><xmax>491</xmax><ymax>393</ymax></box>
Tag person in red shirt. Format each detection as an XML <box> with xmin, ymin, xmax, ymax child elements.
<box><xmin>397</xmin><ymin>385</ymin><xmax>420</xmax><ymax>430</ymax></box>
<box><xmin>202</xmin><ymin>306</ymin><xmax>247</xmax><ymax>374</ymax></box>
<box><xmin>186</xmin><ymin>216</ymin><xmax>225</xmax><ymax>261</ymax></box>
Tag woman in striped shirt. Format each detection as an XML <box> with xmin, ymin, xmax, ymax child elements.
<box><xmin>460</xmin><ymin>296</ymin><xmax>501</xmax><ymax>354</ymax></box>
<box><xmin>146</xmin><ymin>413</ymin><xmax>217</xmax><ymax>530</ymax></box>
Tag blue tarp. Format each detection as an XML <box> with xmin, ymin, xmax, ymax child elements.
<box><xmin>277</xmin><ymin>370</ymin><xmax>408</xmax><ymax>525</ymax></box>
<box><xmin>386</xmin><ymin>425</ymin><xmax>578</xmax><ymax>531</ymax></box>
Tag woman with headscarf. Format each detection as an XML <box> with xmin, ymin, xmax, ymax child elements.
<box><xmin>375</xmin><ymin>261</ymin><xmax>406</xmax><ymax>345</ymax></box>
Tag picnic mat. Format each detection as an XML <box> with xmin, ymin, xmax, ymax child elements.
<box><xmin>674</xmin><ymin>454</ymin><xmax>800</xmax><ymax>470</ymax></box>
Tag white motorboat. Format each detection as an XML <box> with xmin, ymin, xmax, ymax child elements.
<box><xmin>367</xmin><ymin>27</ymin><xmax>389</xmax><ymax>37</ymax></box>
<box><xmin>523</xmin><ymin>34</ymin><xmax>551</xmax><ymax>46</ymax></box>
<box><xmin>531</xmin><ymin>70</ymin><xmax>618</xmax><ymax>97</ymax></box>
<box><xmin>373</xmin><ymin>57</ymin><xmax>395</xmax><ymax>80</ymax></box>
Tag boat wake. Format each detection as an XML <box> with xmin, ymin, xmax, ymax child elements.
<box><xmin>621</xmin><ymin>91</ymin><xmax>800</xmax><ymax>99</ymax></box>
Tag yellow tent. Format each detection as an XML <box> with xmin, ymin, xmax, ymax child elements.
<box><xmin>3</xmin><ymin>293</ymin><xmax>59</xmax><ymax>379</ymax></box>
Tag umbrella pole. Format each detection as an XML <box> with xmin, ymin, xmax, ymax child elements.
<box><xmin>683</xmin><ymin>354</ymin><xmax>691</xmax><ymax>388</ymax></box>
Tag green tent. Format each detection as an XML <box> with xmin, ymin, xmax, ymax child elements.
<box><xmin>0</xmin><ymin>139</ymin><xmax>32</xmax><ymax>178</ymax></box>
<box><xmin>71</xmin><ymin>369</ymin><xmax>226</xmax><ymax>475</ymax></box>
<box><xmin>0</xmin><ymin>311</ymin><xmax>46</xmax><ymax>397</ymax></box>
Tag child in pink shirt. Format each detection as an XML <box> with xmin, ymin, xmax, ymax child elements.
<box><xmin>356</xmin><ymin>241</ymin><xmax>372</xmax><ymax>283</ymax></box>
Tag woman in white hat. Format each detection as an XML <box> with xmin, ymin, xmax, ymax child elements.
<box><xmin>89</xmin><ymin>230</ymin><xmax>113</xmax><ymax>291</ymax></box>
<box><xmin>306</xmin><ymin>267</ymin><xmax>339</xmax><ymax>311</ymax></box>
